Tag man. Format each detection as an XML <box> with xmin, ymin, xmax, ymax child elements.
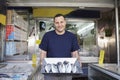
<box><xmin>39</xmin><ymin>14</ymin><xmax>80</xmax><ymax>80</ymax></box>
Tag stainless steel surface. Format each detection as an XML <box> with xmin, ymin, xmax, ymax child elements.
<box><xmin>7</xmin><ymin>0</ymin><xmax>114</xmax><ymax>9</ymax></box>
<box><xmin>0</xmin><ymin>25</ymin><xmax>5</xmax><ymax>62</ymax></box>
<box><xmin>80</xmin><ymin>57</ymin><xmax>98</xmax><ymax>63</ymax></box>
<box><xmin>115</xmin><ymin>0</ymin><xmax>120</xmax><ymax>66</ymax></box>
<box><xmin>89</xmin><ymin>64</ymin><xmax>120</xmax><ymax>80</ymax></box>
<box><xmin>93</xmin><ymin>64</ymin><xmax>120</xmax><ymax>75</ymax></box>
<box><xmin>5</xmin><ymin>55</ymin><xmax>29</xmax><ymax>61</ymax></box>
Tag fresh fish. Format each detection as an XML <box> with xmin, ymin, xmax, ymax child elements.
<box><xmin>65</xmin><ymin>63</ymin><xmax>72</xmax><ymax>73</ymax></box>
<box><xmin>45</xmin><ymin>64</ymin><xmax>51</xmax><ymax>73</ymax></box>
<box><xmin>57</xmin><ymin>62</ymin><xmax>65</xmax><ymax>73</ymax></box>
<box><xmin>51</xmin><ymin>64</ymin><xmax>58</xmax><ymax>73</ymax></box>
<box><xmin>63</xmin><ymin>61</ymin><xmax>72</xmax><ymax>73</ymax></box>
<box><xmin>63</xmin><ymin>61</ymin><xmax>69</xmax><ymax>65</ymax></box>
<box><xmin>71</xmin><ymin>64</ymin><xmax>77</xmax><ymax>73</ymax></box>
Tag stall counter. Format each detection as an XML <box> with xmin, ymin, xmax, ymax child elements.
<box><xmin>88</xmin><ymin>63</ymin><xmax>120</xmax><ymax>80</ymax></box>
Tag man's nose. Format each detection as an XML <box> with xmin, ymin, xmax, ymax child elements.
<box><xmin>58</xmin><ymin>23</ymin><xmax>62</xmax><ymax>26</ymax></box>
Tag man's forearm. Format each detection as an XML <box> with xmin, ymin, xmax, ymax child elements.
<box><xmin>40</xmin><ymin>49</ymin><xmax>47</xmax><ymax>65</ymax></box>
<box><xmin>72</xmin><ymin>51</ymin><xmax>80</xmax><ymax>59</ymax></box>
<box><xmin>72</xmin><ymin>50</ymin><xmax>82</xmax><ymax>67</ymax></box>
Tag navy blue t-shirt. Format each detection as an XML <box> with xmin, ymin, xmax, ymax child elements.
<box><xmin>39</xmin><ymin>30</ymin><xmax>79</xmax><ymax>57</ymax></box>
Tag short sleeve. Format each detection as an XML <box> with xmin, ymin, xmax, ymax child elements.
<box><xmin>39</xmin><ymin>33</ymin><xmax>48</xmax><ymax>51</ymax></box>
<box><xmin>71</xmin><ymin>35</ymin><xmax>80</xmax><ymax>52</ymax></box>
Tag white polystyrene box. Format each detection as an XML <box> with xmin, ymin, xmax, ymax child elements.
<box><xmin>41</xmin><ymin>58</ymin><xmax>83</xmax><ymax>74</ymax></box>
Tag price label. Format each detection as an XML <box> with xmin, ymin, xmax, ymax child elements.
<box><xmin>99</xmin><ymin>50</ymin><xmax>105</xmax><ymax>64</ymax></box>
<box><xmin>36</xmin><ymin>40</ymin><xmax>41</xmax><ymax>44</ymax></box>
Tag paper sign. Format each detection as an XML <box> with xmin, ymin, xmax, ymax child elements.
<box><xmin>0</xmin><ymin>14</ymin><xmax>6</xmax><ymax>25</ymax></box>
<box><xmin>36</xmin><ymin>40</ymin><xmax>41</xmax><ymax>44</ymax></box>
<box><xmin>32</xmin><ymin>54</ymin><xmax>37</xmax><ymax>64</ymax></box>
<box><xmin>99</xmin><ymin>50</ymin><xmax>105</xmax><ymax>64</ymax></box>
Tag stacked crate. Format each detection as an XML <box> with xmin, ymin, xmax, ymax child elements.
<box><xmin>6</xmin><ymin>42</ymin><xmax>28</xmax><ymax>56</ymax></box>
<box><xmin>7</xmin><ymin>10</ymin><xmax>28</xmax><ymax>31</ymax></box>
<box><xmin>6</xmin><ymin>25</ymin><xmax>21</xmax><ymax>40</ymax></box>
<box><xmin>6</xmin><ymin>25</ymin><xmax>27</xmax><ymax>40</ymax></box>
<box><xmin>6</xmin><ymin>42</ymin><xmax>16</xmax><ymax>56</ymax></box>
<box><xmin>6</xmin><ymin>10</ymin><xmax>28</xmax><ymax>56</ymax></box>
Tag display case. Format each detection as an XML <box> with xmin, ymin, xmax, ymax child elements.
<box><xmin>88</xmin><ymin>64</ymin><xmax>120</xmax><ymax>80</ymax></box>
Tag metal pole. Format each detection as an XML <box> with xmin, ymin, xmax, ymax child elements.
<box><xmin>115</xmin><ymin>0</ymin><xmax>120</xmax><ymax>66</ymax></box>
<box><xmin>34</xmin><ymin>20</ymin><xmax>37</xmax><ymax>55</ymax></box>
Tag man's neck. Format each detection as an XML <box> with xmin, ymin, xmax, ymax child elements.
<box><xmin>55</xmin><ymin>30</ymin><xmax>65</xmax><ymax>35</ymax></box>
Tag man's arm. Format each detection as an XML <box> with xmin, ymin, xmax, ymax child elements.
<box><xmin>72</xmin><ymin>50</ymin><xmax>82</xmax><ymax>67</ymax></box>
<box><xmin>40</xmin><ymin>49</ymin><xmax>47</xmax><ymax>65</ymax></box>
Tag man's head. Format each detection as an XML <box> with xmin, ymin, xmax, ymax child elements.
<box><xmin>53</xmin><ymin>14</ymin><xmax>66</xmax><ymax>35</ymax></box>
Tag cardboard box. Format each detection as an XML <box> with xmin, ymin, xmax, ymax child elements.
<box><xmin>41</xmin><ymin>58</ymin><xmax>83</xmax><ymax>74</ymax></box>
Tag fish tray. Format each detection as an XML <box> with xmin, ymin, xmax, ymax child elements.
<box><xmin>41</xmin><ymin>58</ymin><xmax>83</xmax><ymax>75</ymax></box>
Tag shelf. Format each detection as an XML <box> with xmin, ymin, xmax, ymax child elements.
<box><xmin>6</xmin><ymin>39</ymin><xmax>28</xmax><ymax>42</ymax></box>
